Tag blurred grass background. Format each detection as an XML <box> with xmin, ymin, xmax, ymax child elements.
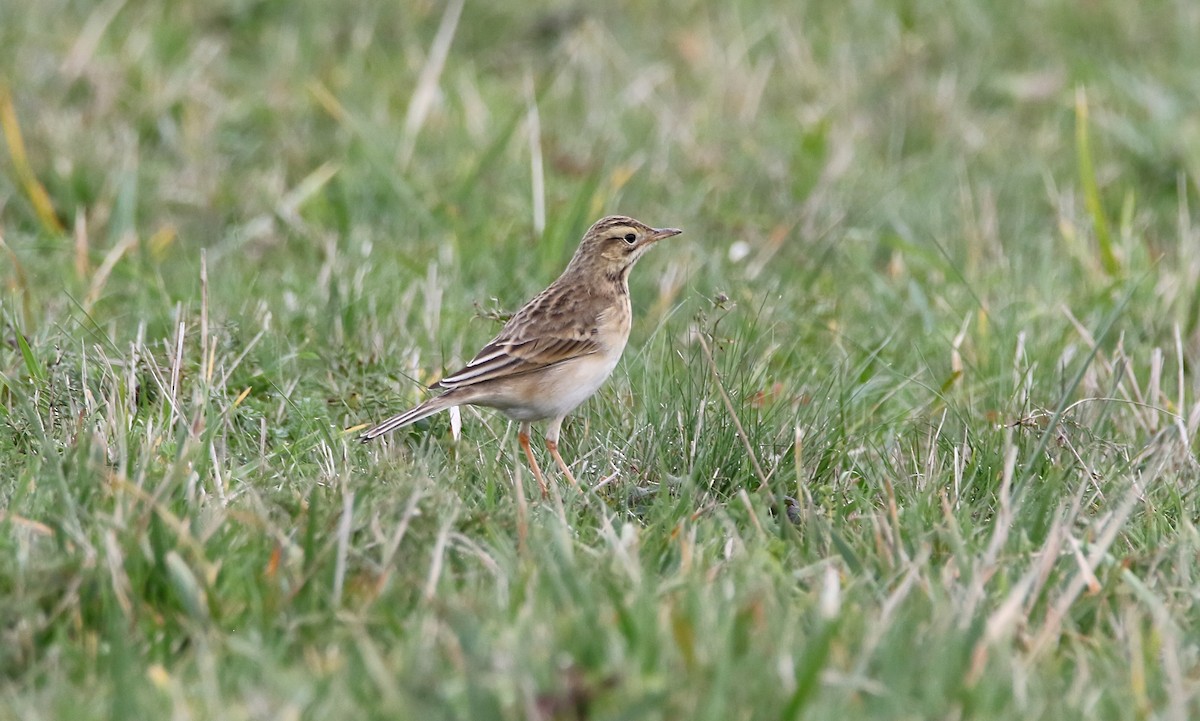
<box><xmin>2</xmin><ymin>0</ymin><xmax>1200</xmax><ymax>718</ymax></box>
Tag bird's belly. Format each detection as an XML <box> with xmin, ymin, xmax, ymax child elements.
<box><xmin>483</xmin><ymin>352</ymin><xmax>622</xmax><ymax>421</ymax></box>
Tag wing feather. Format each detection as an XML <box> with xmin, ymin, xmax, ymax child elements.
<box><xmin>438</xmin><ymin>282</ymin><xmax>611</xmax><ymax>390</ymax></box>
<box><xmin>439</xmin><ymin>334</ymin><xmax>601</xmax><ymax>389</ymax></box>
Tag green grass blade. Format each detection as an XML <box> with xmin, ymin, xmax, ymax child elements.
<box><xmin>1075</xmin><ymin>87</ymin><xmax>1121</xmax><ymax>276</ymax></box>
<box><xmin>15</xmin><ymin>329</ymin><xmax>45</xmax><ymax>382</ymax></box>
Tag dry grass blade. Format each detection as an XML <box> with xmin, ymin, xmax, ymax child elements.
<box><xmin>0</xmin><ymin>84</ymin><xmax>64</xmax><ymax>233</ymax></box>
<box><xmin>1028</xmin><ymin>482</ymin><xmax>1142</xmax><ymax>658</ymax></box>
<box><xmin>696</xmin><ymin>333</ymin><xmax>768</xmax><ymax>490</ymax></box>
<box><xmin>399</xmin><ymin>0</ymin><xmax>465</xmax><ymax>167</ymax></box>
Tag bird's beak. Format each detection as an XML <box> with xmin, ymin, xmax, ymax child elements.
<box><xmin>649</xmin><ymin>227</ymin><xmax>683</xmax><ymax>242</ymax></box>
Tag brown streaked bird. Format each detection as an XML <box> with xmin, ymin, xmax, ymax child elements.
<box><xmin>360</xmin><ymin>215</ymin><xmax>683</xmax><ymax>495</ymax></box>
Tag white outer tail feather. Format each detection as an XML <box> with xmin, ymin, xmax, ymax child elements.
<box><xmin>359</xmin><ymin>395</ymin><xmax>457</xmax><ymax>441</ymax></box>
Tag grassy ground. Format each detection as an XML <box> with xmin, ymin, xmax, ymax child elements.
<box><xmin>3</xmin><ymin>0</ymin><xmax>1200</xmax><ymax>718</ymax></box>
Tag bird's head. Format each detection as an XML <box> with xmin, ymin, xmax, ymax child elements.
<box><xmin>567</xmin><ymin>215</ymin><xmax>682</xmax><ymax>281</ymax></box>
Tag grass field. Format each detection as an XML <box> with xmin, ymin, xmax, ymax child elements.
<box><xmin>3</xmin><ymin>0</ymin><xmax>1200</xmax><ymax>718</ymax></box>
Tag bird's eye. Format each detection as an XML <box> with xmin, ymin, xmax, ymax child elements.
<box><xmin>623</xmin><ymin>233</ymin><xmax>637</xmax><ymax>244</ymax></box>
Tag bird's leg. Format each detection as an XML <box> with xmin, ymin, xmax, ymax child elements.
<box><xmin>518</xmin><ymin>422</ymin><xmax>548</xmax><ymax>498</ymax></box>
<box><xmin>544</xmin><ymin>417</ymin><xmax>579</xmax><ymax>488</ymax></box>
<box><xmin>546</xmin><ymin>439</ymin><xmax>579</xmax><ymax>488</ymax></box>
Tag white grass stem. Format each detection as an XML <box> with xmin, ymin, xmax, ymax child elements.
<box><xmin>525</xmin><ymin>74</ymin><xmax>545</xmax><ymax>238</ymax></box>
<box><xmin>399</xmin><ymin>0</ymin><xmax>464</xmax><ymax>167</ymax></box>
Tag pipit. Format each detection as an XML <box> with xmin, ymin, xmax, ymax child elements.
<box><xmin>360</xmin><ymin>215</ymin><xmax>682</xmax><ymax>494</ymax></box>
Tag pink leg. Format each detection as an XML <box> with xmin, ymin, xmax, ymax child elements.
<box><xmin>518</xmin><ymin>424</ymin><xmax>548</xmax><ymax>498</ymax></box>
<box><xmin>546</xmin><ymin>438</ymin><xmax>579</xmax><ymax>488</ymax></box>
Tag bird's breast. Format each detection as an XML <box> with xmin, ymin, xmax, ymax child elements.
<box><xmin>482</xmin><ymin>350</ymin><xmax>624</xmax><ymax>421</ymax></box>
<box><xmin>594</xmin><ymin>293</ymin><xmax>633</xmax><ymax>350</ymax></box>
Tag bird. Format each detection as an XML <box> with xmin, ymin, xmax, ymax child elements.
<box><xmin>360</xmin><ymin>215</ymin><xmax>683</xmax><ymax>495</ymax></box>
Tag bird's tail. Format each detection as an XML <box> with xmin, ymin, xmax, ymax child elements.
<box><xmin>359</xmin><ymin>393</ymin><xmax>458</xmax><ymax>442</ymax></box>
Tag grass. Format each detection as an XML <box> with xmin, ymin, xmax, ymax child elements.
<box><xmin>3</xmin><ymin>0</ymin><xmax>1200</xmax><ymax>718</ymax></box>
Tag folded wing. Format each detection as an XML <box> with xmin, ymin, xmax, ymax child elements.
<box><xmin>439</xmin><ymin>333</ymin><xmax>601</xmax><ymax>389</ymax></box>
